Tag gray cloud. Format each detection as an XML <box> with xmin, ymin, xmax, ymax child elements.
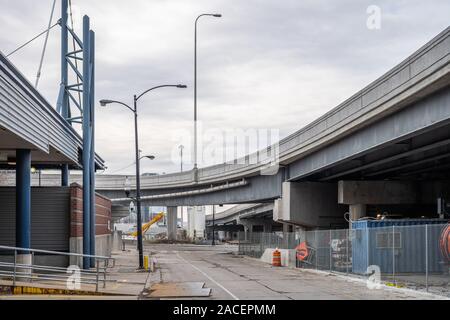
<box><xmin>1</xmin><ymin>0</ymin><xmax>449</xmax><ymax>175</ymax></box>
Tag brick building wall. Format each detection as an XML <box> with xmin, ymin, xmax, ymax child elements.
<box><xmin>69</xmin><ymin>183</ymin><xmax>112</xmax><ymax>266</ymax></box>
<box><xmin>70</xmin><ymin>183</ymin><xmax>112</xmax><ymax>238</ymax></box>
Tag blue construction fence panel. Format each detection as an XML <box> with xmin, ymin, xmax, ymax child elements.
<box><xmin>351</xmin><ymin>219</ymin><xmax>449</xmax><ymax>274</ymax></box>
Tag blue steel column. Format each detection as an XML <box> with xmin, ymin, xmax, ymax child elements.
<box><xmin>82</xmin><ymin>15</ymin><xmax>91</xmax><ymax>269</ymax></box>
<box><xmin>60</xmin><ymin>0</ymin><xmax>70</xmax><ymax>186</ymax></box>
<box><xmin>89</xmin><ymin>30</ymin><xmax>96</xmax><ymax>267</ymax></box>
<box><xmin>61</xmin><ymin>165</ymin><xmax>69</xmax><ymax>186</ymax></box>
<box><xmin>59</xmin><ymin>0</ymin><xmax>69</xmax><ymax>118</ymax></box>
<box><xmin>16</xmin><ymin>149</ymin><xmax>31</xmax><ymax>251</ymax></box>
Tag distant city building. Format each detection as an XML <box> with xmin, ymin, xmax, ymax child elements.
<box><xmin>187</xmin><ymin>206</ymin><xmax>206</xmax><ymax>240</ymax></box>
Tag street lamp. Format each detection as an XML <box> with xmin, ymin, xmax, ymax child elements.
<box><xmin>178</xmin><ymin>145</ymin><xmax>184</xmax><ymax>172</ymax></box>
<box><xmin>194</xmin><ymin>13</ymin><xmax>222</xmax><ymax>179</ymax></box>
<box><xmin>140</xmin><ymin>155</ymin><xmax>155</xmax><ymax>161</ymax></box>
<box><xmin>100</xmin><ymin>84</ymin><xmax>186</xmax><ymax>269</ymax></box>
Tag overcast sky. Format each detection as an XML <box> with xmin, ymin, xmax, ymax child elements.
<box><xmin>1</xmin><ymin>0</ymin><xmax>449</xmax><ymax>175</ymax></box>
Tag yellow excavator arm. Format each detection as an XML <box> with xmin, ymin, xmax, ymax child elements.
<box><xmin>131</xmin><ymin>212</ymin><xmax>165</xmax><ymax>237</ymax></box>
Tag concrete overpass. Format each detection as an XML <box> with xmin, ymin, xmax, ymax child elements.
<box><xmin>9</xmin><ymin>27</ymin><xmax>450</xmax><ymax>233</ymax></box>
<box><xmin>205</xmin><ymin>203</ymin><xmax>278</xmax><ymax>230</ymax></box>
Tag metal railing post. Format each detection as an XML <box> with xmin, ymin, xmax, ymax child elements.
<box><xmin>260</xmin><ymin>233</ymin><xmax>263</xmax><ymax>256</ymax></box>
<box><xmin>95</xmin><ymin>260</ymin><xmax>99</xmax><ymax>292</ymax></box>
<box><xmin>103</xmin><ymin>259</ymin><xmax>107</xmax><ymax>288</ymax></box>
<box><xmin>392</xmin><ymin>225</ymin><xmax>396</xmax><ymax>285</ymax></box>
<box><xmin>315</xmin><ymin>230</ymin><xmax>318</xmax><ymax>270</ymax></box>
<box><xmin>425</xmin><ymin>224</ymin><xmax>428</xmax><ymax>292</ymax></box>
<box><xmin>238</xmin><ymin>231</ymin><xmax>240</xmax><ymax>253</ymax></box>
<box><xmin>329</xmin><ymin>229</ymin><xmax>332</xmax><ymax>272</ymax></box>
<box><xmin>30</xmin><ymin>251</ymin><xmax>35</xmax><ymax>283</ymax></box>
<box><xmin>366</xmin><ymin>228</ymin><xmax>370</xmax><ymax>275</ymax></box>
<box><xmin>13</xmin><ymin>250</ymin><xmax>17</xmax><ymax>286</ymax></box>
<box><xmin>346</xmin><ymin>229</ymin><xmax>349</xmax><ymax>275</ymax></box>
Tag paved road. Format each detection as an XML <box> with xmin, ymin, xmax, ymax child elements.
<box><xmin>145</xmin><ymin>243</ymin><xmax>443</xmax><ymax>300</ymax></box>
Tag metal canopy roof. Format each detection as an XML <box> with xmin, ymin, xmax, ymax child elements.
<box><xmin>0</xmin><ymin>52</ymin><xmax>104</xmax><ymax>170</ymax></box>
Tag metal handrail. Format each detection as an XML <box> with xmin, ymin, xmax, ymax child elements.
<box><xmin>0</xmin><ymin>245</ymin><xmax>115</xmax><ymax>292</ymax></box>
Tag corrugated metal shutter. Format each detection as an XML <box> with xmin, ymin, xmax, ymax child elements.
<box><xmin>0</xmin><ymin>187</ymin><xmax>70</xmax><ymax>251</ymax></box>
<box><xmin>0</xmin><ymin>188</ymin><xmax>15</xmax><ymax>246</ymax></box>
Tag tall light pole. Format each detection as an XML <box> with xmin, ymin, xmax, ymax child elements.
<box><xmin>179</xmin><ymin>145</ymin><xmax>184</xmax><ymax>172</ymax></box>
<box><xmin>100</xmin><ymin>84</ymin><xmax>186</xmax><ymax>269</ymax></box>
<box><xmin>194</xmin><ymin>13</ymin><xmax>222</xmax><ymax>180</ymax></box>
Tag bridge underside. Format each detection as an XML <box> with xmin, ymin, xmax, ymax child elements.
<box><xmin>108</xmin><ymin>86</ymin><xmax>450</xmax><ymax>231</ymax></box>
<box><xmin>289</xmin><ymin>86</ymin><xmax>450</xmax><ymax>183</ymax></box>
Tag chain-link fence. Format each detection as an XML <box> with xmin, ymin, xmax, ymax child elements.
<box><xmin>238</xmin><ymin>223</ymin><xmax>449</xmax><ymax>296</ymax></box>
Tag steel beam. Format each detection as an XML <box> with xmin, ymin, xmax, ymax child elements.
<box><xmin>89</xmin><ymin>30</ymin><xmax>96</xmax><ymax>267</ymax></box>
<box><xmin>82</xmin><ymin>15</ymin><xmax>91</xmax><ymax>270</ymax></box>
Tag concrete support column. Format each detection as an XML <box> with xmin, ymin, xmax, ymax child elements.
<box><xmin>349</xmin><ymin>204</ymin><xmax>366</xmax><ymax>220</ymax></box>
<box><xmin>282</xmin><ymin>223</ymin><xmax>293</xmax><ymax>233</ymax></box>
<box><xmin>16</xmin><ymin>149</ymin><xmax>32</xmax><ymax>271</ymax></box>
<box><xmin>239</xmin><ymin>219</ymin><xmax>254</xmax><ymax>240</ymax></box>
<box><xmin>244</xmin><ymin>226</ymin><xmax>249</xmax><ymax>241</ymax></box>
<box><xmin>167</xmin><ymin>206</ymin><xmax>177</xmax><ymax>241</ymax></box>
<box><xmin>274</xmin><ymin>182</ymin><xmax>346</xmax><ymax>228</ymax></box>
<box><xmin>349</xmin><ymin>204</ymin><xmax>366</xmax><ymax>228</ymax></box>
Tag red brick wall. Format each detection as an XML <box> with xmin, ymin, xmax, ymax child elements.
<box><xmin>70</xmin><ymin>183</ymin><xmax>112</xmax><ymax>237</ymax></box>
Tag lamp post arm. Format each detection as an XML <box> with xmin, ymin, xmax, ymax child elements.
<box><xmin>106</xmin><ymin>100</ymin><xmax>135</xmax><ymax>113</ymax></box>
<box><xmin>135</xmin><ymin>85</ymin><xmax>182</xmax><ymax>102</ymax></box>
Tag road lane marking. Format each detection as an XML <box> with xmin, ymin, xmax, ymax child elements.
<box><xmin>176</xmin><ymin>252</ymin><xmax>239</xmax><ymax>300</ymax></box>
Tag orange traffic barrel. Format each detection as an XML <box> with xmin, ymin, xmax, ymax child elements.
<box><xmin>272</xmin><ymin>249</ymin><xmax>281</xmax><ymax>267</ymax></box>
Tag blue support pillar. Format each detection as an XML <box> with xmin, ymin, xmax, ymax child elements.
<box><xmin>16</xmin><ymin>149</ymin><xmax>31</xmax><ymax>252</ymax></box>
<box><xmin>59</xmin><ymin>1</ymin><xmax>70</xmax><ymax>188</ymax></box>
<box><xmin>82</xmin><ymin>15</ymin><xmax>91</xmax><ymax>269</ymax></box>
<box><xmin>57</xmin><ymin>0</ymin><xmax>69</xmax><ymax>117</ymax></box>
<box><xmin>89</xmin><ymin>30</ymin><xmax>96</xmax><ymax>267</ymax></box>
<box><xmin>61</xmin><ymin>164</ymin><xmax>69</xmax><ymax>186</ymax></box>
